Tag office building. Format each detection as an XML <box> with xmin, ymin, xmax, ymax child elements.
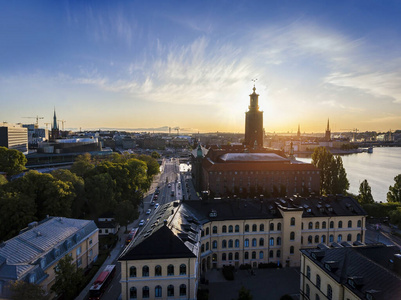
<box><xmin>0</xmin><ymin>123</ymin><xmax>28</xmax><ymax>153</ymax></box>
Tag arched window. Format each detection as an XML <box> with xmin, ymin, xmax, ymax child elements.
<box><xmin>206</xmin><ymin>242</ymin><xmax>209</xmax><ymax>250</ymax></box>
<box><xmin>291</xmin><ymin>217</ymin><xmax>295</xmax><ymax>226</ymax></box>
<box><xmin>302</xmin><ymin>222</ymin><xmax>304</xmax><ymax>230</ymax></box>
<box><xmin>259</xmin><ymin>251</ymin><xmax>264</xmax><ymax>259</ymax></box>
<box><xmin>321</xmin><ymin>235</ymin><xmax>326</xmax><ymax>243</ymax></box>
<box><xmin>252</xmin><ymin>251</ymin><xmax>256</xmax><ymax>259</ymax></box>
<box><xmin>316</xmin><ymin>294</ymin><xmax>320</xmax><ymax>300</ymax></box>
<box><xmin>229</xmin><ymin>253</ymin><xmax>233</xmax><ymax>260</ymax></box>
<box><xmin>260</xmin><ymin>238</ymin><xmax>264</xmax><ymax>246</ymax></box>
<box><xmin>290</xmin><ymin>232</ymin><xmax>295</xmax><ymax>240</ymax></box>
<box><xmin>301</xmin><ymin>236</ymin><xmax>303</xmax><ymax>244</ymax></box>
<box><xmin>142</xmin><ymin>286</ymin><xmax>149</xmax><ymax>298</ymax></box>
<box><xmin>229</xmin><ymin>225</ymin><xmax>233</xmax><ymax>232</ymax></box>
<box><xmin>357</xmin><ymin>220</ymin><xmax>362</xmax><ymax>228</ymax></box>
<box><xmin>130</xmin><ymin>266</ymin><xmax>136</xmax><ymax>277</ymax></box>
<box><xmin>244</xmin><ymin>251</ymin><xmax>249</xmax><ymax>259</ymax></box>
<box><xmin>245</xmin><ymin>239</ymin><xmax>249</xmax><ymax>247</ymax></box>
<box><xmin>130</xmin><ymin>287</ymin><xmax>137</xmax><ymax>299</ymax></box>
<box><xmin>212</xmin><ymin>240</ymin><xmax>217</xmax><ymax>249</ymax></box>
<box><xmin>252</xmin><ymin>238</ymin><xmax>257</xmax><ymax>247</ymax></box>
<box><xmin>269</xmin><ymin>237</ymin><xmax>274</xmax><ymax>246</ymax></box>
<box><xmin>206</xmin><ymin>227</ymin><xmax>209</xmax><ymax>235</ymax></box>
<box><xmin>327</xmin><ymin>284</ymin><xmax>332</xmax><ymax>300</ymax></box>
<box><xmin>167</xmin><ymin>285</ymin><xmax>174</xmax><ymax>297</ymax></box>
<box><xmin>347</xmin><ymin>234</ymin><xmax>352</xmax><ymax>242</ymax></box>
<box><xmin>338</xmin><ymin>221</ymin><xmax>343</xmax><ymax>228</ymax></box>
<box><xmin>222</xmin><ymin>225</ymin><xmax>227</xmax><ymax>233</ymax></box>
<box><xmin>306</xmin><ymin>284</ymin><xmax>310</xmax><ymax>298</ymax></box>
<box><xmin>357</xmin><ymin>233</ymin><xmax>361</xmax><ymax>241</ymax></box>
<box><xmin>277</xmin><ymin>237</ymin><xmax>281</xmax><ymax>246</ymax></box>
<box><xmin>348</xmin><ymin>220</ymin><xmax>352</xmax><ymax>228</ymax></box>
<box><xmin>155</xmin><ymin>265</ymin><xmax>162</xmax><ymax>276</ymax></box>
<box><xmin>308</xmin><ymin>235</ymin><xmax>312</xmax><ymax>244</ymax></box>
<box><xmin>201</xmin><ymin>244</ymin><xmax>204</xmax><ymax>252</ymax></box>
<box><xmin>290</xmin><ymin>246</ymin><xmax>294</xmax><ymax>254</ymax></box>
<box><xmin>235</xmin><ymin>252</ymin><xmax>239</xmax><ymax>260</ymax></box>
<box><xmin>269</xmin><ymin>250</ymin><xmax>273</xmax><ymax>258</ymax></box>
<box><xmin>329</xmin><ymin>235</ymin><xmax>334</xmax><ymax>243</ymax></box>
<box><xmin>222</xmin><ymin>240</ymin><xmax>227</xmax><ymax>248</ymax></box>
<box><xmin>330</xmin><ymin>221</ymin><xmax>334</xmax><ymax>229</ymax></box>
<box><xmin>306</xmin><ymin>265</ymin><xmax>311</xmax><ymax>279</ymax></box>
<box><xmin>235</xmin><ymin>225</ymin><xmax>240</xmax><ymax>232</ymax></box>
<box><xmin>222</xmin><ymin>253</ymin><xmax>227</xmax><ymax>261</ymax></box>
<box><xmin>213</xmin><ymin>226</ymin><xmax>218</xmax><ymax>234</ymax></box>
<box><xmin>337</xmin><ymin>234</ymin><xmax>342</xmax><ymax>242</ymax></box>
<box><xmin>270</xmin><ymin>223</ymin><xmax>274</xmax><ymax>231</ymax></box>
<box><xmin>315</xmin><ymin>222</ymin><xmax>320</xmax><ymax>229</ymax></box>
<box><xmin>252</xmin><ymin>224</ymin><xmax>257</xmax><ymax>232</ymax></box>
<box><xmin>228</xmin><ymin>240</ymin><xmax>233</xmax><ymax>248</ymax></box>
<box><xmin>180</xmin><ymin>264</ymin><xmax>186</xmax><ymax>275</ymax></box>
<box><xmin>316</xmin><ymin>274</ymin><xmax>321</xmax><ymax>289</ymax></box>
<box><xmin>260</xmin><ymin>224</ymin><xmax>264</xmax><ymax>231</ymax></box>
<box><xmin>277</xmin><ymin>250</ymin><xmax>281</xmax><ymax>258</ymax></box>
<box><xmin>142</xmin><ymin>266</ymin><xmax>149</xmax><ymax>277</ymax></box>
<box><xmin>155</xmin><ymin>285</ymin><xmax>162</xmax><ymax>298</ymax></box>
<box><xmin>308</xmin><ymin>222</ymin><xmax>313</xmax><ymax>230</ymax></box>
<box><xmin>322</xmin><ymin>221</ymin><xmax>327</xmax><ymax>229</ymax></box>
<box><xmin>277</xmin><ymin>223</ymin><xmax>282</xmax><ymax>231</ymax></box>
<box><xmin>167</xmin><ymin>264</ymin><xmax>174</xmax><ymax>276</ymax></box>
<box><xmin>315</xmin><ymin>235</ymin><xmax>319</xmax><ymax>243</ymax></box>
<box><xmin>235</xmin><ymin>239</ymin><xmax>240</xmax><ymax>248</ymax></box>
<box><xmin>179</xmin><ymin>284</ymin><xmax>186</xmax><ymax>297</ymax></box>
<box><xmin>245</xmin><ymin>224</ymin><xmax>249</xmax><ymax>232</ymax></box>
<box><xmin>212</xmin><ymin>253</ymin><xmax>217</xmax><ymax>262</ymax></box>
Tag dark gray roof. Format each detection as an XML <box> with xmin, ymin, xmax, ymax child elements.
<box><xmin>219</xmin><ymin>153</ymin><xmax>289</xmax><ymax>163</ymax></box>
<box><xmin>301</xmin><ymin>245</ymin><xmax>401</xmax><ymax>299</ymax></box>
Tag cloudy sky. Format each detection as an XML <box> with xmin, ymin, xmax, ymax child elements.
<box><xmin>1</xmin><ymin>0</ymin><xmax>400</xmax><ymax>133</ymax></box>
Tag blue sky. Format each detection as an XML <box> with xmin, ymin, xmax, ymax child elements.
<box><xmin>1</xmin><ymin>0</ymin><xmax>400</xmax><ymax>133</ymax></box>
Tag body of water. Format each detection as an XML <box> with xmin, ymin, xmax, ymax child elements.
<box><xmin>297</xmin><ymin>147</ymin><xmax>401</xmax><ymax>202</ymax></box>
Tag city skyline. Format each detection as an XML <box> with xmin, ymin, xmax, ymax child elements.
<box><xmin>1</xmin><ymin>1</ymin><xmax>401</xmax><ymax>133</ymax></box>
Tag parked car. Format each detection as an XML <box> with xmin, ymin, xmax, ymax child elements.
<box><xmin>150</xmin><ymin>201</ymin><xmax>155</xmax><ymax>206</ymax></box>
<box><xmin>155</xmin><ymin>203</ymin><xmax>159</xmax><ymax>209</ymax></box>
<box><xmin>146</xmin><ymin>209</ymin><xmax>151</xmax><ymax>215</ymax></box>
<box><xmin>139</xmin><ymin>220</ymin><xmax>145</xmax><ymax>226</ymax></box>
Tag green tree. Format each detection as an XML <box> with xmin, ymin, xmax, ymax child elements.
<box><xmin>151</xmin><ymin>151</ymin><xmax>161</xmax><ymax>159</ymax></box>
<box><xmin>85</xmin><ymin>172</ymin><xmax>117</xmax><ymax>217</ymax></box>
<box><xmin>389</xmin><ymin>207</ymin><xmax>401</xmax><ymax>227</ymax></box>
<box><xmin>115</xmin><ymin>201</ymin><xmax>138</xmax><ymax>232</ymax></box>
<box><xmin>387</xmin><ymin>174</ymin><xmax>401</xmax><ymax>203</ymax></box>
<box><xmin>9</xmin><ymin>281</ymin><xmax>49</xmax><ymax>300</ymax></box>
<box><xmin>358</xmin><ymin>179</ymin><xmax>374</xmax><ymax>204</ymax></box>
<box><xmin>238</xmin><ymin>286</ymin><xmax>253</xmax><ymax>300</ymax></box>
<box><xmin>0</xmin><ymin>146</ymin><xmax>27</xmax><ymax>176</ymax></box>
<box><xmin>51</xmin><ymin>255</ymin><xmax>83</xmax><ymax>300</ymax></box>
<box><xmin>70</xmin><ymin>153</ymin><xmax>94</xmax><ymax>177</ymax></box>
<box><xmin>0</xmin><ymin>174</ymin><xmax>7</xmax><ymax>185</ymax></box>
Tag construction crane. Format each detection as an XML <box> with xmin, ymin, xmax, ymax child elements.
<box><xmin>22</xmin><ymin>115</ymin><xmax>44</xmax><ymax>128</ymax></box>
<box><xmin>173</xmin><ymin>127</ymin><xmax>180</xmax><ymax>136</ymax></box>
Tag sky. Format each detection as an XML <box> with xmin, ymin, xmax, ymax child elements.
<box><xmin>1</xmin><ymin>0</ymin><xmax>401</xmax><ymax>133</ymax></box>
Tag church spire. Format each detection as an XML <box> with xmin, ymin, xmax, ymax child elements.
<box><xmin>326</xmin><ymin>118</ymin><xmax>330</xmax><ymax>131</ymax></box>
<box><xmin>248</xmin><ymin>84</ymin><xmax>260</xmax><ymax>111</ymax></box>
<box><xmin>52</xmin><ymin>108</ymin><xmax>59</xmax><ymax>130</ymax></box>
<box><xmin>297</xmin><ymin>124</ymin><xmax>301</xmax><ymax>139</ymax></box>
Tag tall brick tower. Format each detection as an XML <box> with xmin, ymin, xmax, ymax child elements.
<box><xmin>244</xmin><ymin>85</ymin><xmax>263</xmax><ymax>147</ymax></box>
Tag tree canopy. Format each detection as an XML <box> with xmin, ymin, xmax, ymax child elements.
<box><xmin>358</xmin><ymin>179</ymin><xmax>374</xmax><ymax>204</ymax></box>
<box><xmin>9</xmin><ymin>281</ymin><xmax>49</xmax><ymax>300</ymax></box>
<box><xmin>0</xmin><ymin>146</ymin><xmax>27</xmax><ymax>176</ymax></box>
<box><xmin>387</xmin><ymin>174</ymin><xmax>401</xmax><ymax>203</ymax></box>
<box><xmin>51</xmin><ymin>255</ymin><xmax>83</xmax><ymax>300</ymax></box>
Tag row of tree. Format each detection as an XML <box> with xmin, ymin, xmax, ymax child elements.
<box><xmin>0</xmin><ymin>150</ymin><xmax>159</xmax><ymax>241</ymax></box>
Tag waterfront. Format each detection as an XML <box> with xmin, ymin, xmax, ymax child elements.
<box><xmin>297</xmin><ymin>147</ymin><xmax>401</xmax><ymax>203</ymax></box>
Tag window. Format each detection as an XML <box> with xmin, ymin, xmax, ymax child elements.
<box><xmin>222</xmin><ymin>240</ymin><xmax>227</xmax><ymax>248</ymax></box>
<box><xmin>269</xmin><ymin>250</ymin><xmax>273</xmax><ymax>258</ymax></box>
<box><xmin>229</xmin><ymin>253</ymin><xmax>233</xmax><ymax>260</ymax></box>
<box><xmin>252</xmin><ymin>224</ymin><xmax>257</xmax><ymax>232</ymax></box>
<box><xmin>308</xmin><ymin>235</ymin><xmax>312</xmax><ymax>244</ymax></box>
<box><xmin>76</xmin><ymin>246</ymin><xmax>82</xmax><ymax>256</ymax></box>
<box><xmin>301</xmin><ymin>236</ymin><xmax>303</xmax><ymax>245</ymax></box>
<box><xmin>142</xmin><ymin>266</ymin><xmax>149</xmax><ymax>277</ymax></box>
<box><xmin>348</xmin><ymin>220</ymin><xmax>352</xmax><ymax>228</ymax></box>
<box><xmin>338</xmin><ymin>221</ymin><xmax>343</xmax><ymax>228</ymax></box>
<box><xmin>315</xmin><ymin>235</ymin><xmax>319</xmax><ymax>243</ymax></box>
<box><xmin>245</xmin><ymin>224</ymin><xmax>249</xmax><ymax>232</ymax></box>
<box><xmin>306</xmin><ymin>265</ymin><xmax>311</xmax><ymax>279</ymax></box>
<box><xmin>260</xmin><ymin>238</ymin><xmax>264</xmax><ymax>246</ymax></box>
<box><xmin>259</xmin><ymin>251</ymin><xmax>264</xmax><ymax>259</ymax></box>
<box><xmin>130</xmin><ymin>287</ymin><xmax>137</xmax><ymax>299</ymax></box>
<box><xmin>276</xmin><ymin>250</ymin><xmax>281</xmax><ymax>258</ymax></box>
<box><xmin>327</xmin><ymin>284</ymin><xmax>332</xmax><ymax>300</ymax></box>
<box><xmin>222</xmin><ymin>253</ymin><xmax>227</xmax><ymax>261</ymax></box>
<box><xmin>130</xmin><ymin>266</ymin><xmax>136</xmax><ymax>277</ymax></box>
<box><xmin>222</xmin><ymin>225</ymin><xmax>227</xmax><ymax>233</ymax></box>
<box><xmin>213</xmin><ymin>240</ymin><xmax>217</xmax><ymax>249</ymax></box>
<box><xmin>179</xmin><ymin>264</ymin><xmax>186</xmax><ymax>275</ymax></box>
<box><xmin>321</xmin><ymin>235</ymin><xmax>326</xmax><ymax>243</ymax></box>
<box><xmin>235</xmin><ymin>239</ymin><xmax>240</xmax><ymax>248</ymax></box>
<box><xmin>228</xmin><ymin>240</ymin><xmax>233</xmax><ymax>248</ymax></box>
<box><xmin>77</xmin><ymin>257</ymin><xmax>82</xmax><ymax>267</ymax></box>
<box><xmin>143</xmin><ymin>286</ymin><xmax>149</xmax><ymax>298</ymax></box>
<box><xmin>315</xmin><ymin>222</ymin><xmax>320</xmax><ymax>229</ymax></box>
<box><xmin>251</xmin><ymin>251</ymin><xmax>256</xmax><ymax>259</ymax></box>
<box><xmin>308</xmin><ymin>222</ymin><xmax>313</xmax><ymax>230</ymax></box>
<box><xmin>329</xmin><ymin>235</ymin><xmax>334</xmax><ymax>243</ymax></box>
<box><xmin>229</xmin><ymin>225</ymin><xmax>233</xmax><ymax>233</ymax></box>
<box><xmin>302</xmin><ymin>222</ymin><xmax>304</xmax><ymax>230</ymax></box>
<box><xmin>357</xmin><ymin>233</ymin><xmax>361</xmax><ymax>241</ymax></box>
<box><xmin>245</xmin><ymin>239</ymin><xmax>249</xmax><ymax>247</ymax></box>
<box><xmin>269</xmin><ymin>223</ymin><xmax>274</xmax><ymax>231</ymax></box>
<box><xmin>245</xmin><ymin>252</ymin><xmax>249</xmax><ymax>259</ymax></box>
<box><xmin>357</xmin><ymin>220</ymin><xmax>362</xmax><ymax>228</ymax></box>
<box><xmin>167</xmin><ymin>264</ymin><xmax>174</xmax><ymax>276</ymax></box>
<box><xmin>306</xmin><ymin>284</ymin><xmax>310</xmax><ymax>298</ymax></box>
<box><xmin>269</xmin><ymin>238</ymin><xmax>274</xmax><ymax>246</ymax></box>
<box><xmin>277</xmin><ymin>223</ymin><xmax>282</xmax><ymax>231</ymax></box>
<box><xmin>347</xmin><ymin>234</ymin><xmax>352</xmax><ymax>242</ymax></box>
<box><xmin>290</xmin><ymin>246</ymin><xmax>294</xmax><ymax>254</ymax></box>
<box><xmin>260</xmin><ymin>224</ymin><xmax>264</xmax><ymax>231</ymax></box>
<box><xmin>206</xmin><ymin>242</ymin><xmax>209</xmax><ymax>251</ymax></box>
<box><xmin>291</xmin><ymin>217</ymin><xmax>295</xmax><ymax>226</ymax></box>
<box><xmin>322</xmin><ymin>221</ymin><xmax>327</xmax><ymax>229</ymax></box>
<box><xmin>235</xmin><ymin>225</ymin><xmax>240</xmax><ymax>232</ymax></box>
<box><xmin>29</xmin><ymin>274</ymin><xmax>35</xmax><ymax>283</ymax></box>
<box><xmin>315</xmin><ymin>294</ymin><xmax>320</xmax><ymax>300</ymax></box>
<box><xmin>155</xmin><ymin>265</ymin><xmax>162</xmax><ymax>276</ymax></box>
<box><xmin>337</xmin><ymin>234</ymin><xmax>342</xmax><ymax>242</ymax></box>
<box><xmin>155</xmin><ymin>285</ymin><xmax>162</xmax><ymax>298</ymax></box>
<box><xmin>180</xmin><ymin>284</ymin><xmax>186</xmax><ymax>296</ymax></box>
<box><xmin>290</xmin><ymin>232</ymin><xmax>295</xmax><ymax>241</ymax></box>
<box><xmin>316</xmin><ymin>274</ymin><xmax>321</xmax><ymax>289</ymax></box>
<box><xmin>330</xmin><ymin>221</ymin><xmax>334</xmax><ymax>229</ymax></box>
<box><xmin>252</xmin><ymin>238</ymin><xmax>257</xmax><ymax>247</ymax></box>
<box><xmin>235</xmin><ymin>252</ymin><xmax>239</xmax><ymax>260</ymax></box>
<box><xmin>167</xmin><ymin>285</ymin><xmax>174</xmax><ymax>297</ymax></box>
<box><xmin>206</xmin><ymin>227</ymin><xmax>209</xmax><ymax>235</ymax></box>
<box><xmin>201</xmin><ymin>244</ymin><xmax>204</xmax><ymax>252</ymax></box>
<box><xmin>213</xmin><ymin>226</ymin><xmax>218</xmax><ymax>234</ymax></box>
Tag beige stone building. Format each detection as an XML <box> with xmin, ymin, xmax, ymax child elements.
<box><xmin>0</xmin><ymin>217</ymin><xmax>98</xmax><ymax>299</ymax></box>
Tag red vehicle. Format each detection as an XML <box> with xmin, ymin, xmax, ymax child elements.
<box><xmin>125</xmin><ymin>227</ymin><xmax>138</xmax><ymax>245</ymax></box>
<box><xmin>89</xmin><ymin>265</ymin><xmax>116</xmax><ymax>300</ymax></box>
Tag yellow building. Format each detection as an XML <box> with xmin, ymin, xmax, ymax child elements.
<box><xmin>0</xmin><ymin>217</ymin><xmax>98</xmax><ymax>299</ymax></box>
<box><xmin>300</xmin><ymin>244</ymin><xmax>401</xmax><ymax>300</ymax></box>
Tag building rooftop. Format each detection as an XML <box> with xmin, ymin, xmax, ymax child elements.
<box><xmin>219</xmin><ymin>152</ymin><xmax>289</xmax><ymax>163</ymax></box>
